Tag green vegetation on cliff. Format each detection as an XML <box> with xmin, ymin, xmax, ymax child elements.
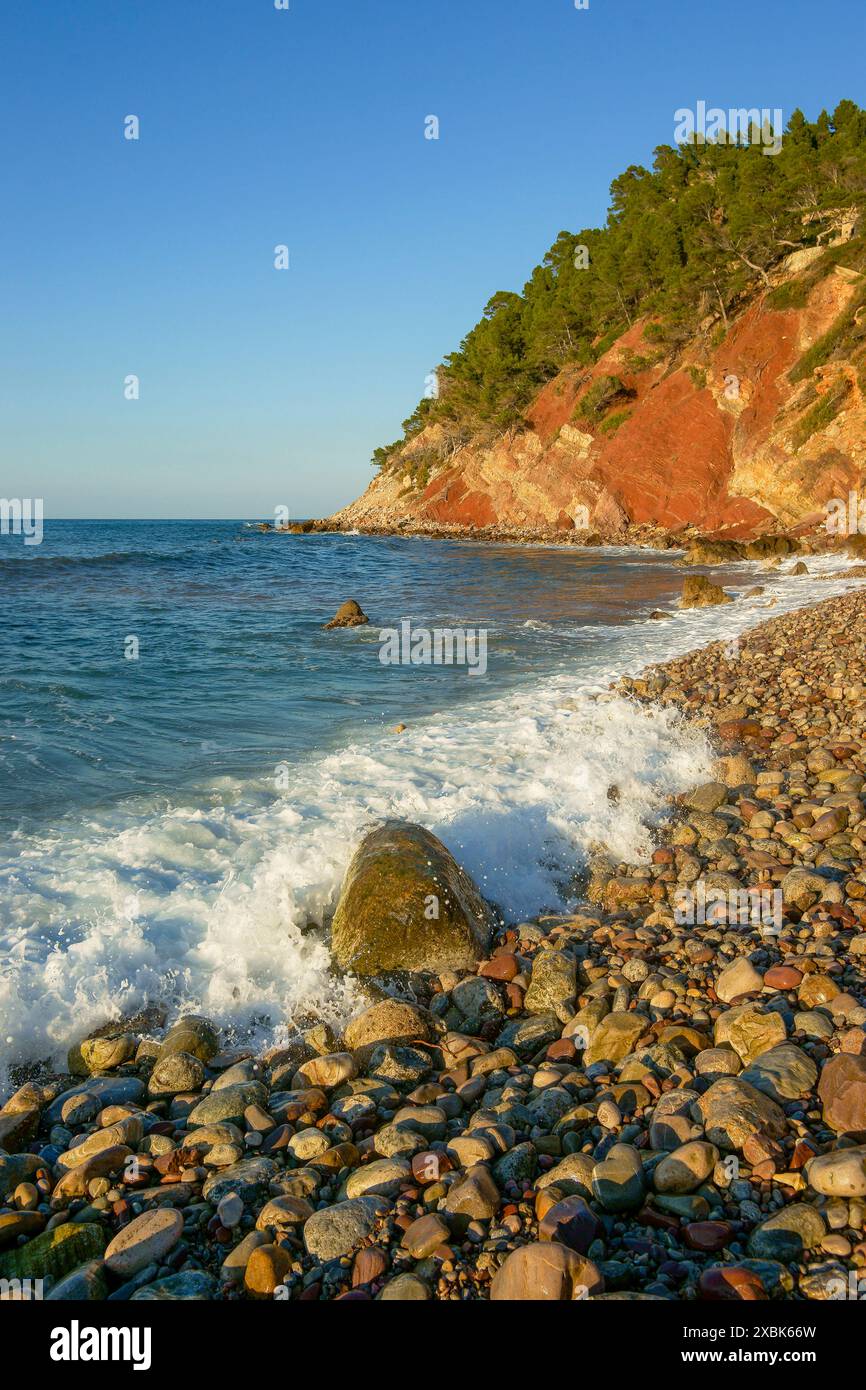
<box><xmin>374</xmin><ymin>101</ymin><xmax>866</xmax><ymax>471</ymax></box>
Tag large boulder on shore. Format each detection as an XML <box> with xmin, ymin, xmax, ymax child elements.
<box><xmin>330</xmin><ymin>821</ymin><xmax>494</xmax><ymax>975</ymax></box>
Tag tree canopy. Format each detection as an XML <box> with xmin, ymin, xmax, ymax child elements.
<box><xmin>375</xmin><ymin>102</ymin><xmax>866</xmax><ymax>470</ymax></box>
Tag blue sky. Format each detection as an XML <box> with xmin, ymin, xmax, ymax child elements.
<box><xmin>2</xmin><ymin>0</ymin><xmax>864</xmax><ymax>519</ymax></box>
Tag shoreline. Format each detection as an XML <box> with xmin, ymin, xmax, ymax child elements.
<box><xmin>4</xmin><ymin>585</ymin><xmax>866</xmax><ymax>1302</ymax></box>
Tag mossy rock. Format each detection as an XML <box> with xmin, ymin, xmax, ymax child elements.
<box><xmin>157</xmin><ymin>1014</ymin><xmax>220</xmax><ymax>1063</ymax></box>
<box><xmin>331</xmin><ymin>821</ymin><xmax>494</xmax><ymax>975</ymax></box>
<box><xmin>0</xmin><ymin>1222</ymin><xmax>106</xmax><ymax>1284</ymax></box>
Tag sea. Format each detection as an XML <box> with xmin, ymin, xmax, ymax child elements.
<box><xmin>1</xmin><ymin>519</ymin><xmax>861</xmax><ymax>1077</ymax></box>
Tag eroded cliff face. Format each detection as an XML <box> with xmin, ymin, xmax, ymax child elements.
<box><xmin>332</xmin><ymin>250</ymin><xmax>865</xmax><ymax>541</ymax></box>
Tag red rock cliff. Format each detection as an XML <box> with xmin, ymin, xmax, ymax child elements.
<box><xmin>332</xmin><ymin>249</ymin><xmax>865</xmax><ymax>540</ymax></box>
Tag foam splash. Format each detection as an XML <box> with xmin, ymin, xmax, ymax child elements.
<box><xmin>1</xmin><ymin>557</ymin><xmax>863</xmax><ymax>1076</ymax></box>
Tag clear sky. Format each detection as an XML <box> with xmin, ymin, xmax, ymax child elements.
<box><xmin>2</xmin><ymin>0</ymin><xmax>865</xmax><ymax>519</ymax></box>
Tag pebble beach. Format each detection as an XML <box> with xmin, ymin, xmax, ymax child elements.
<box><xmin>4</xmin><ymin>585</ymin><xmax>866</xmax><ymax>1305</ymax></box>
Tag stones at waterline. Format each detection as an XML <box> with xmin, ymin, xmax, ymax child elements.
<box><xmin>525</xmin><ymin>1086</ymin><xmax>574</xmax><ymax>1129</ymax></box>
<box><xmin>267</xmin><ymin>1086</ymin><xmax>329</xmax><ymax>1124</ymax></box>
<box><xmin>740</xmin><ymin>1043</ymin><xmax>818</xmax><ymax>1104</ymax></box>
<box><xmin>0</xmin><ymin>1106</ymin><xmax>40</xmax><ymax>1154</ymax></box>
<box><xmin>343</xmin><ymin>999</ymin><xmax>436</xmax><ymax>1056</ymax></box>
<box><xmin>131</xmin><ymin>1271</ymin><xmax>216</xmax><ymax>1301</ymax></box>
<box><xmin>55</xmin><ymin>1116</ymin><xmax>144</xmax><ymax>1170</ymax></box>
<box><xmin>323</xmin><ymin>599</ymin><xmax>369</xmax><ymax>630</ymax></box>
<box><xmin>255</xmin><ymin>1196</ymin><xmax>315</xmax><ymax>1235</ymax></box>
<box><xmin>698</xmin><ymin>1077</ymin><xmax>787</xmax><ymax>1151</ymax></box>
<box><xmin>681</xmin><ymin>781</ymin><xmax>729</xmax><ymax>812</ymax></box>
<box><xmin>378</xmin><ymin>1273</ymin><xmax>431</xmax><ymax>1300</ymax></box>
<box><xmin>44</xmin><ymin>1260</ymin><xmax>110</xmax><ymax>1302</ymax></box>
<box><xmin>77</xmin><ymin>1032</ymin><xmax>137</xmax><ymax>1073</ymax></box>
<box><xmin>374</xmin><ymin>1123</ymin><xmax>429</xmax><ymax>1158</ymax></box>
<box><xmin>448</xmin><ymin>976</ymin><xmax>505</xmax><ymax>1032</ymax></box>
<box><xmin>293</xmin><ymin>1052</ymin><xmax>357</xmax><ymax>1090</ymax></box>
<box><xmin>201</xmin><ymin>1157</ymin><xmax>277</xmax><ymax>1207</ymax></box>
<box><xmin>185</xmin><ymin>1121</ymin><xmax>245</xmax><ymax>1155</ymax></box>
<box><xmin>447</xmin><ymin>1133</ymin><xmax>495</xmax><ymax>1167</ymax></box>
<box><xmin>591</xmin><ymin>1144</ymin><xmax>646</xmax><ymax>1212</ymax></box>
<box><xmin>746</xmin><ymin>1204</ymin><xmax>827</xmax><ymax>1261</ymax></box>
<box><xmin>799</xmin><ymin>973</ymin><xmax>840</xmax><ymax>1008</ymax></box>
<box><xmin>345</xmin><ymin>1157</ymin><xmax>412</xmax><ymax>1199</ymax></box>
<box><xmin>51</xmin><ymin>1146</ymin><xmax>134</xmax><ymax>1205</ymax></box>
<box><xmin>245</xmin><ymin>1244</ymin><xmax>293</xmax><ymax>1299</ymax></box>
<box><xmin>807</xmin><ymin>808</ymin><xmax>848</xmax><ymax>843</ymax></box>
<box><xmin>713</xmin><ymin>754</ymin><xmax>757</xmax><ymax>788</ymax></box>
<box><xmin>648</xmin><ymin>1090</ymin><xmax>703</xmax><ymax>1150</ymax></box>
<box><xmin>714</xmin><ymin>1003</ymin><xmax>787</xmax><ymax>1063</ymax></box>
<box><xmin>391</xmin><ymin>1104</ymin><xmax>447</xmax><ymax>1140</ymax></box>
<box><xmin>157</xmin><ymin>1014</ymin><xmax>220</xmax><ymax>1063</ymax></box>
<box><xmin>817</xmin><ymin>1054</ymin><xmax>866</xmax><ymax>1136</ymax></box>
<box><xmin>401</xmin><ymin>1213</ymin><xmax>450</xmax><ymax>1259</ymax></box>
<box><xmin>493</xmin><ymin>1141</ymin><xmax>539</xmax><ymax>1186</ymax></box>
<box><xmin>45</xmin><ymin>1076</ymin><xmax>145</xmax><ymax>1126</ymax></box>
<box><xmin>220</xmin><ymin>1231</ymin><xmax>269</xmax><ymax>1285</ymax></box>
<box><xmin>653</xmin><ymin>1141</ymin><xmax>719</xmax><ymax>1195</ymax></box>
<box><xmin>583</xmin><ymin>1010</ymin><xmax>649</xmax><ymax>1066</ymax></box>
<box><xmin>104</xmin><ymin>1208</ymin><xmax>183</xmax><ymax>1278</ymax></box>
<box><xmin>148</xmin><ymin>1051</ymin><xmax>205</xmax><ymax>1097</ymax></box>
<box><xmin>186</xmin><ymin>1081</ymin><xmax>268</xmax><ymax>1127</ymax></box>
<box><xmin>538</xmin><ymin>1195</ymin><xmax>601</xmax><ymax>1253</ymax></box>
<box><xmin>805</xmin><ymin>1146</ymin><xmax>866</xmax><ymax>1197</ymax></box>
<box><xmin>303</xmin><ymin>1197</ymin><xmax>388</xmax><ymax>1261</ymax></box>
<box><xmin>0</xmin><ymin>1222</ymin><xmax>105</xmax><ymax>1283</ymax></box>
<box><xmin>698</xmin><ymin>1266</ymin><xmax>768</xmax><ymax>1301</ymax></box>
<box><xmin>366</xmin><ymin>1043</ymin><xmax>432</xmax><ymax>1086</ymax></box>
<box><xmin>217</xmin><ymin>1193</ymin><xmax>244</xmax><ymax>1229</ymax></box>
<box><xmin>8</xmin><ymin>586</ymin><xmax>866</xmax><ymax>1305</ymax></box>
<box><xmin>496</xmin><ymin>1013</ymin><xmax>561</xmax><ymax>1058</ymax></box>
<box><xmin>715</xmin><ymin>956</ymin><xmax>764</xmax><ymax>1003</ymax></box>
<box><xmin>491</xmin><ymin>1242</ymin><xmax>604</xmax><ymax>1301</ymax></box>
<box><xmin>536</xmin><ymin>1151</ymin><xmax>596</xmax><ymax>1197</ymax></box>
<box><xmin>798</xmin><ymin>1263</ymin><xmax>853</xmax><ymax>1301</ymax></box>
<box><xmin>694</xmin><ymin>1047</ymin><xmax>742</xmax><ymax>1081</ymax></box>
<box><xmin>763</xmin><ymin>965</ymin><xmax>803</xmax><ymax>991</ymax></box>
<box><xmin>330</xmin><ymin>821</ymin><xmax>494</xmax><ymax>975</ymax></box>
<box><xmin>0</xmin><ymin>1212</ymin><xmax>46</xmax><ymax>1249</ymax></box>
<box><xmin>780</xmin><ymin>867</ymin><xmax>839</xmax><ymax>911</ymax></box>
<box><xmin>795</xmin><ymin>1010</ymin><xmax>835</xmax><ymax>1040</ymax></box>
<box><xmin>442</xmin><ymin>1164</ymin><xmax>500</xmax><ymax>1221</ymax></box>
<box><xmin>523</xmin><ymin>948</ymin><xmax>577</xmax><ymax>1020</ymax></box>
<box><xmin>680</xmin><ymin>575</ymin><xmax>733</xmax><ymax>608</ymax></box>
<box><xmin>287</xmin><ymin>1127</ymin><xmax>331</xmax><ymax>1162</ymax></box>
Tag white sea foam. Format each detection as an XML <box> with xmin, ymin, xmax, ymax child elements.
<box><xmin>1</xmin><ymin>558</ymin><xmax>863</xmax><ymax>1079</ymax></box>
